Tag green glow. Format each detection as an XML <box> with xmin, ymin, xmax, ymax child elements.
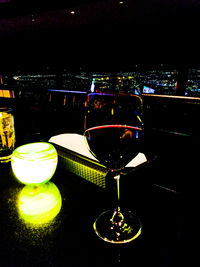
<box><xmin>11</xmin><ymin>142</ymin><xmax>58</xmax><ymax>184</ymax></box>
<box><xmin>17</xmin><ymin>182</ymin><xmax>62</xmax><ymax>225</ymax></box>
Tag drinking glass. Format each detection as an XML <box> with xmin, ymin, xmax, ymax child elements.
<box><xmin>84</xmin><ymin>92</ymin><xmax>143</xmax><ymax>243</ymax></box>
<box><xmin>0</xmin><ymin>107</ymin><xmax>15</xmax><ymax>163</ymax></box>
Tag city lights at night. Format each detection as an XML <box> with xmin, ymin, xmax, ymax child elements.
<box><xmin>1</xmin><ymin>68</ymin><xmax>200</xmax><ymax>97</ymax></box>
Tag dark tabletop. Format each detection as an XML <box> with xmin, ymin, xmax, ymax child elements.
<box><xmin>0</xmin><ymin>154</ymin><xmax>195</xmax><ymax>267</ymax></box>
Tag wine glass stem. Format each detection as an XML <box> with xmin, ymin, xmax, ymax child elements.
<box><xmin>114</xmin><ymin>174</ymin><xmax>120</xmax><ymax>211</ymax></box>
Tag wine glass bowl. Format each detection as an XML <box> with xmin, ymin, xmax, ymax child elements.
<box><xmin>84</xmin><ymin>93</ymin><xmax>143</xmax><ymax>243</ymax></box>
<box><xmin>84</xmin><ymin>125</ymin><xmax>143</xmax><ymax>171</ymax></box>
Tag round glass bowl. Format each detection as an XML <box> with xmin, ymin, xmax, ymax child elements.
<box><xmin>11</xmin><ymin>142</ymin><xmax>58</xmax><ymax>185</ymax></box>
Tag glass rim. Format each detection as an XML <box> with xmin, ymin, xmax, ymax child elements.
<box><xmin>0</xmin><ymin>107</ymin><xmax>13</xmax><ymax>113</ymax></box>
<box><xmin>12</xmin><ymin>142</ymin><xmax>57</xmax><ymax>161</ymax></box>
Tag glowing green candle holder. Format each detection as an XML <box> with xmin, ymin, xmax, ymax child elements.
<box><xmin>11</xmin><ymin>142</ymin><xmax>58</xmax><ymax>185</ymax></box>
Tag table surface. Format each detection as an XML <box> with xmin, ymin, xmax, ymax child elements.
<box><xmin>0</xmin><ymin>157</ymin><xmax>194</xmax><ymax>267</ymax></box>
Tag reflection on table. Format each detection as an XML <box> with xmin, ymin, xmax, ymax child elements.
<box><xmin>17</xmin><ymin>182</ymin><xmax>62</xmax><ymax>226</ymax></box>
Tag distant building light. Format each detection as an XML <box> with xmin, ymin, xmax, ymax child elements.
<box><xmin>143</xmin><ymin>86</ymin><xmax>155</xmax><ymax>94</ymax></box>
<box><xmin>0</xmin><ymin>90</ymin><xmax>15</xmax><ymax>98</ymax></box>
<box><xmin>134</xmin><ymin>89</ymin><xmax>140</xmax><ymax>95</ymax></box>
<box><xmin>90</xmin><ymin>81</ymin><xmax>95</xmax><ymax>93</ymax></box>
<box><xmin>31</xmin><ymin>14</ymin><xmax>36</xmax><ymax>22</ymax></box>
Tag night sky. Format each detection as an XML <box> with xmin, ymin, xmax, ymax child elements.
<box><xmin>0</xmin><ymin>0</ymin><xmax>200</xmax><ymax>72</ymax></box>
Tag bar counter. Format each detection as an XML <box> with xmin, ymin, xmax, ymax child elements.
<box><xmin>0</xmin><ymin>144</ymin><xmax>193</xmax><ymax>267</ymax></box>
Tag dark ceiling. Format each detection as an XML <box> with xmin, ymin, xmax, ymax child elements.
<box><xmin>0</xmin><ymin>0</ymin><xmax>200</xmax><ymax>72</ymax></box>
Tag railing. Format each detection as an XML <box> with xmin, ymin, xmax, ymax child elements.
<box><xmin>142</xmin><ymin>93</ymin><xmax>200</xmax><ymax>143</ymax></box>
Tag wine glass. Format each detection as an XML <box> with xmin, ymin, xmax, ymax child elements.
<box><xmin>84</xmin><ymin>92</ymin><xmax>143</xmax><ymax>243</ymax></box>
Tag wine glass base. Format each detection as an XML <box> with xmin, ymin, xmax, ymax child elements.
<box><xmin>93</xmin><ymin>209</ymin><xmax>142</xmax><ymax>244</ymax></box>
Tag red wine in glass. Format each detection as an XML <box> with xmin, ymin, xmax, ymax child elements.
<box><xmin>85</xmin><ymin>125</ymin><xmax>142</xmax><ymax>170</ymax></box>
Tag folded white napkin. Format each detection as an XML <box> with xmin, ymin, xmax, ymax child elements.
<box><xmin>49</xmin><ymin>133</ymin><xmax>147</xmax><ymax>168</ymax></box>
